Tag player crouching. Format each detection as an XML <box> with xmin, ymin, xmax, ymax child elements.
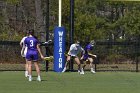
<box><xmin>80</xmin><ymin>40</ymin><xmax>97</xmax><ymax>74</ymax></box>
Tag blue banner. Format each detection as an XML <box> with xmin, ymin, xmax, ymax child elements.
<box><xmin>54</xmin><ymin>26</ymin><xmax>66</xmax><ymax>72</ymax></box>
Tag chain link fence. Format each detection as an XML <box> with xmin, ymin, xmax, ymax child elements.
<box><xmin>94</xmin><ymin>41</ymin><xmax>140</xmax><ymax>72</ymax></box>
<box><xmin>0</xmin><ymin>41</ymin><xmax>140</xmax><ymax>72</ymax></box>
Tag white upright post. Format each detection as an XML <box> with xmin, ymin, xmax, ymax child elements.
<box><xmin>59</xmin><ymin>0</ymin><xmax>62</xmax><ymax>27</ymax></box>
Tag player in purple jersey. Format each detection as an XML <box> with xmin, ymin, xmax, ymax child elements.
<box><xmin>81</xmin><ymin>40</ymin><xmax>97</xmax><ymax>74</ymax></box>
<box><xmin>24</xmin><ymin>29</ymin><xmax>44</xmax><ymax>81</ymax></box>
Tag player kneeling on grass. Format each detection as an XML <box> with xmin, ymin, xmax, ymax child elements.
<box><xmin>62</xmin><ymin>41</ymin><xmax>85</xmax><ymax>74</ymax></box>
<box><xmin>24</xmin><ymin>29</ymin><xmax>44</xmax><ymax>81</ymax></box>
<box><xmin>80</xmin><ymin>40</ymin><xmax>97</xmax><ymax>74</ymax></box>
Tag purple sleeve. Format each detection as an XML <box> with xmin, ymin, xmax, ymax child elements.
<box><xmin>24</xmin><ymin>38</ymin><xmax>27</xmax><ymax>45</ymax></box>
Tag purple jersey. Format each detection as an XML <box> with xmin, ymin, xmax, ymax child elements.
<box><xmin>24</xmin><ymin>36</ymin><xmax>39</xmax><ymax>61</ymax></box>
<box><xmin>83</xmin><ymin>44</ymin><xmax>93</xmax><ymax>61</ymax></box>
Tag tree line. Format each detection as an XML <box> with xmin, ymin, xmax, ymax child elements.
<box><xmin>0</xmin><ymin>0</ymin><xmax>140</xmax><ymax>64</ymax></box>
<box><xmin>0</xmin><ymin>0</ymin><xmax>140</xmax><ymax>42</ymax></box>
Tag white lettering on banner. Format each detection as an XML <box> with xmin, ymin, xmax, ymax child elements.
<box><xmin>58</xmin><ymin>31</ymin><xmax>63</xmax><ymax>36</ymax></box>
<box><xmin>59</xmin><ymin>47</ymin><xmax>62</xmax><ymax>52</ymax></box>
<box><xmin>59</xmin><ymin>37</ymin><xmax>63</xmax><ymax>42</ymax></box>
<box><xmin>59</xmin><ymin>53</ymin><xmax>62</xmax><ymax>57</ymax></box>
<box><xmin>58</xmin><ymin>31</ymin><xmax>63</xmax><ymax>68</ymax></box>
<box><xmin>59</xmin><ymin>58</ymin><xmax>62</xmax><ymax>68</ymax></box>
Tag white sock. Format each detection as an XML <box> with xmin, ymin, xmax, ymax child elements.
<box><xmin>38</xmin><ymin>75</ymin><xmax>41</xmax><ymax>78</ymax></box>
<box><xmin>91</xmin><ymin>68</ymin><xmax>94</xmax><ymax>71</ymax></box>
<box><xmin>81</xmin><ymin>68</ymin><xmax>84</xmax><ymax>72</ymax></box>
<box><xmin>29</xmin><ymin>75</ymin><xmax>32</xmax><ymax>78</ymax></box>
<box><xmin>25</xmin><ymin>71</ymin><xmax>28</xmax><ymax>73</ymax></box>
<box><xmin>63</xmin><ymin>67</ymin><xmax>66</xmax><ymax>71</ymax></box>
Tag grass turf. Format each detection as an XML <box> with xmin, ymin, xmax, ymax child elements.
<box><xmin>0</xmin><ymin>71</ymin><xmax>140</xmax><ymax>93</ymax></box>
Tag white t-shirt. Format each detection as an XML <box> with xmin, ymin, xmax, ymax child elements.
<box><xmin>20</xmin><ymin>36</ymin><xmax>28</xmax><ymax>57</ymax></box>
<box><xmin>68</xmin><ymin>44</ymin><xmax>84</xmax><ymax>57</ymax></box>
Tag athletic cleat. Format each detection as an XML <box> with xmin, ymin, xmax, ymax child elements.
<box><xmin>37</xmin><ymin>77</ymin><xmax>41</xmax><ymax>82</ymax></box>
<box><xmin>91</xmin><ymin>68</ymin><xmax>96</xmax><ymax>73</ymax></box>
<box><xmin>62</xmin><ymin>67</ymin><xmax>66</xmax><ymax>73</ymax></box>
<box><xmin>28</xmin><ymin>77</ymin><xmax>32</xmax><ymax>81</ymax></box>
<box><xmin>91</xmin><ymin>70</ymin><xmax>96</xmax><ymax>74</ymax></box>
<box><xmin>80</xmin><ymin>68</ymin><xmax>84</xmax><ymax>74</ymax></box>
<box><xmin>80</xmin><ymin>71</ymin><xmax>84</xmax><ymax>75</ymax></box>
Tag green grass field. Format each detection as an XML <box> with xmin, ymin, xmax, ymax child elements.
<box><xmin>0</xmin><ymin>71</ymin><xmax>140</xmax><ymax>93</ymax></box>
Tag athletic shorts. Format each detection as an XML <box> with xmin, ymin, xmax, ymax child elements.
<box><xmin>26</xmin><ymin>50</ymin><xmax>38</xmax><ymax>61</ymax></box>
<box><xmin>83</xmin><ymin>54</ymin><xmax>89</xmax><ymax>61</ymax></box>
<box><xmin>69</xmin><ymin>55</ymin><xmax>78</xmax><ymax>59</ymax></box>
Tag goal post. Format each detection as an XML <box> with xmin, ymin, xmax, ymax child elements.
<box><xmin>54</xmin><ymin>0</ymin><xmax>66</xmax><ymax>72</ymax></box>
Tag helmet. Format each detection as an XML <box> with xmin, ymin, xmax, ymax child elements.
<box><xmin>90</xmin><ymin>40</ymin><xmax>95</xmax><ymax>46</ymax></box>
<box><xmin>76</xmin><ymin>41</ymin><xmax>80</xmax><ymax>44</ymax></box>
<box><xmin>76</xmin><ymin>40</ymin><xmax>80</xmax><ymax>46</ymax></box>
